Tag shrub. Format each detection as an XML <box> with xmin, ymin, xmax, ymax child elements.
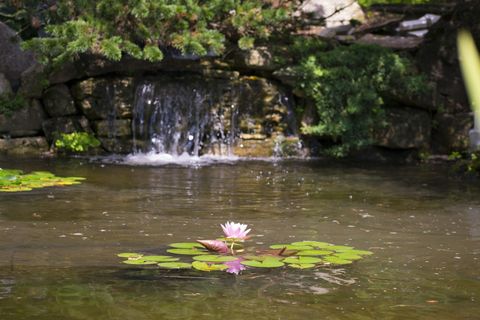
<box><xmin>54</xmin><ymin>132</ymin><xmax>101</xmax><ymax>152</ymax></box>
<box><xmin>293</xmin><ymin>41</ymin><xmax>426</xmax><ymax>157</ymax></box>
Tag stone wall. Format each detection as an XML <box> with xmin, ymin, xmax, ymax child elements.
<box><xmin>1</xmin><ymin>68</ymin><xmax>302</xmax><ymax>157</ymax></box>
<box><xmin>0</xmin><ymin>59</ymin><xmax>436</xmax><ymax>159</ymax></box>
<box><xmin>0</xmin><ymin>2</ymin><xmax>476</xmax><ymax>159</ymax></box>
<box><xmin>0</xmin><ymin>55</ymin><xmax>457</xmax><ymax>159</ymax></box>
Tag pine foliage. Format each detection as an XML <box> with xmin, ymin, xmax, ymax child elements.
<box><xmin>20</xmin><ymin>0</ymin><xmax>292</xmax><ymax>65</ymax></box>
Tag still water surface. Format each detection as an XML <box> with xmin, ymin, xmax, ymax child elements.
<box><xmin>0</xmin><ymin>158</ymin><xmax>479</xmax><ymax>319</ymax></box>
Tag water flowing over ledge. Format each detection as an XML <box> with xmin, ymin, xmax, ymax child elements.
<box><xmin>131</xmin><ymin>78</ymin><xmax>238</xmax><ymax>157</ymax></box>
<box><xmin>87</xmin><ymin>75</ymin><xmax>305</xmax><ymax>165</ymax></box>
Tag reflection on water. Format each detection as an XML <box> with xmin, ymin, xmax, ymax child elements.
<box><xmin>0</xmin><ymin>158</ymin><xmax>479</xmax><ymax>319</ymax></box>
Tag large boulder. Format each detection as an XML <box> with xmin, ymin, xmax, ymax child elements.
<box><xmin>0</xmin><ymin>100</ymin><xmax>47</xmax><ymax>138</ymax></box>
<box><xmin>92</xmin><ymin>119</ymin><xmax>132</xmax><ymax>137</ymax></box>
<box><xmin>299</xmin><ymin>0</ymin><xmax>365</xmax><ymax>27</ymax></box>
<box><xmin>49</xmin><ymin>61</ymin><xmax>86</xmax><ymax>85</ymax></box>
<box><xmin>97</xmin><ymin>138</ymin><xmax>133</xmax><ymax>154</ymax></box>
<box><xmin>234</xmin><ymin>76</ymin><xmax>296</xmax><ymax>137</ymax></box>
<box><xmin>374</xmin><ymin>107</ymin><xmax>431</xmax><ymax>149</ymax></box>
<box><xmin>42</xmin><ymin>84</ymin><xmax>77</xmax><ymax>117</ymax></box>
<box><xmin>71</xmin><ymin>77</ymin><xmax>134</xmax><ymax>120</ymax></box>
<box><xmin>0</xmin><ymin>22</ymin><xmax>36</xmax><ymax>90</ymax></box>
<box><xmin>0</xmin><ymin>73</ymin><xmax>12</xmax><ymax>95</ymax></box>
<box><xmin>230</xmin><ymin>47</ymin><xmax>277</xmax><ymax>71</ymax></box>
<box><xmin>0</xmin><ymin>136</ymin><xmax>49</xmax><ymax>156</ymax></box>
<box><xmin>18</xmin><ymin>63</ymin><xmax>47</xmax><ymax>98</ymax></box>
<box><xmin>432</xmin><ymin>112</ymin><xmax>473</xmax><ymax>154</ymax></box>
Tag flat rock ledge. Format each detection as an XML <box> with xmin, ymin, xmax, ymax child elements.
<box><xmin>0</xmin><ymin>137</ymin><xmax>49</xmax><ymax>156</ymax></box>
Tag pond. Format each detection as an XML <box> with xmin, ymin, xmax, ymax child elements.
<box><xmin>0</xmin><ymin>157</ymin><xmax>479</xmax><ymax>319</ymax></box>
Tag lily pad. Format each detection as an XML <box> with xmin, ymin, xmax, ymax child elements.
<box><xmin>344</xmin><ymin>249</ymin><xmax>373</xmax><ymax>256</ymax></box>
<box><xmin>0</xmin><ymin>186</ymin><xmax>32</xmax><ymax>192</ymax></box>
<box><xmin>269</xmin><ymin>244</ymin><xmax>313</xmax><ymax>251</ymax></box>
<box><xmin>241</xmin><ymin>258</ymin><xmax>285</xmax><ymax>268</ymax></box>
<box><xmin>192</xmin><ymin>261</ymin><xmax>228</xmax><ymax>272</ymax></box>
<box><xmin>0</xmin><ymin>169</ymin><xmax>85</xmax><ymax>192</ymax></box>
<box><xmin>283</xmin><ymin>256</ymin><xmax>322</xmax><ymax>264</ymax></box>
<box><xmin>0</xmin><ymin>169</ymin><xmax>23</xmax><ymax>177</ymax></box>
<box><xmin>158</xmin><ymin>262</ymin><xmax>192</xmax><ymax>269</ymax></box>
<box><xmin>142</xmin><ymin>255</ymin><xmax>179</xmax><ymax>262</ymax></box>
<box><xmin>291</xmin><ymin>241</ymin><xmax>331</xmax><ymax>248</ymax></box>
<box><xmin>243</xmin><ymin>255</ymin><xmax>283</xmax><ymax>261</ymax></box>
<box><xmin>168</xmin><ymin>242</ymin><xmax>205</xmax><ymax>249</ymax></box>
<box><xmin>192</xmin><ymin>255</ymin><xmax>238</xmax><ymax>262</ymax></box>
<box><xmin>167</xmin><ymin>248</ymin><xmax>208</xmax><ymax>255</ymax></box>
<box><xmin>122</xmin><ymin>260</ymin><xmax>157</xmax><ymax>265</ymax></box>
<box><xmin>327</xmin><ymin>245</ymin><xmax>354</xmax><ymax>252</ymax></box>
<box><xmin>117</xmin><ymin>253</ymin><xmax>143</xmax><ymax>258</ymax></box>
<box><xmin>288</xmin><ymin>263</ymin><xmax>316</xmax><ymax>269</ymax></box>
<box><xmin>323</xmin><ymin>256</ymin><xmax>353</xmax><ymax>265</ymax></box>
<box><xmin>297</xmin><ymin>250</ymin><xmax>333</xmax><ymax>256</ymax></box>
<box><xmin>333</xmin><ymin>253</ymin><xmax>362</xmax><ymax>261</ymax></box>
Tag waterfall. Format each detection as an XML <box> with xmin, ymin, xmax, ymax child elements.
<box><xmin>131</xmin><ymin>78</ymin><xmax>237</xmax><ymax>158</ymax></box>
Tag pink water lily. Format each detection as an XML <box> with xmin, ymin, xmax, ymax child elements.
<box><xmin>221</xmin><ymin>221</ymin><xmax>251</xmax><ymax>240</ymax></box>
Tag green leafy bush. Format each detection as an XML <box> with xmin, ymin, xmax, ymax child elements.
<box><xmin>293</xmin><ymin>41</ymin><xmax>426</xmax><ymax>157</ymax></box>
<box><xmin>54</xmin><ymin>132</ymin><xmax>101</xmax><ymax>153</ymax></box>
<box><xmin>466</xmin><ymin>153</ymin><xmax>480</xmax><ymax>173</ymax></box>
<box><xmin>449</xmin><ymin>151</ymin><xmax>480</xmax><ymax>176</ymax></box>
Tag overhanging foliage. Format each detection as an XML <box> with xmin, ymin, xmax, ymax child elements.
<box><xmin>19</xmin><ymin>0</ymin><xmax>293</xmax><ymax>65</ymax></box>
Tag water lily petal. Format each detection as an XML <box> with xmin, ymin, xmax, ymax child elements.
<box><xmin>196</xmin><ymin>240</ymin><xmax>229</xmax><ymax>253</ymax></box>
<box><xmin>220</xmin><ymin>221</ymin><xmax>251</xmax><ymax>239</ymax></box>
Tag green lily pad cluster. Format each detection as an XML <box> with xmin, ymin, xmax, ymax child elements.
<box><xmin>0</xmin><ymin>169</ymin><xmax>85</xmax><ymax>192</ymax></box>
<box><xmin>117</xmin><ymin>240</ymin><xmax>372</xmax><ymax>273</ymax></box>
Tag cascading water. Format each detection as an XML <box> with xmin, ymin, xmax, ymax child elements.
<box><xmin>129</xmin><ymin>78</ymin><xmax>238</xmax><ymax>163</ymax></box>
